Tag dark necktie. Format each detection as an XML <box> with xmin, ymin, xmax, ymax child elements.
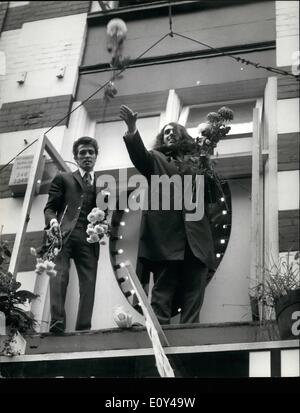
<box><xmin>83</xmin><ymin>172</ymin><xmax>92</xmax><ymax>187</ymax></box>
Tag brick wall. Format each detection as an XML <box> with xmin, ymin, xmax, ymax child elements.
<box><xmin>276</xmin><ymin>1</ymin><xmax>299</xmax><ymax>254</ymax></box>
<box><xmin>0</xmin><ymin>95</ymin><xmax>73</xmax><ymax>133</ymax></box>
<box><xmin>276</xmin><ymin>1</ymin><xmax>299</xmax><ymax>67</ymax></box>
<box><xmin>276</xmin><ymin>1</ymin><xmax>299</xmax><ymax>39</ymax></box>
<box><xmin>0</xmin><ymin>163</ymin><xmax>12</xmax><ymax>198</ymax></box>
<box><xmin>279</xmin><ymin>210</ymin><xmax>300</xmax><ymax>252</ymax></box>
<box><xmin>278</xmin><ymin>132</ymin><xmax>300</xmax><ymax>172</ymax></box>
<box><xmin>0</xmin><ymin>13</ymin><xmax>87</xmax><ymax>105</ymax></box>
<box><xmin>2</xmin><ymin>1</ymin><xmax>91</xmax><ymax>32</ymax></box>
<box><xmin>0</xmin><ymin>2</ymin><xmax>8</xmax><ymax>34</ymax></box>
<box><xmin>278</xmin><ymin>73</ymin><xmax>300</xmax><ymax>100</ymax></box>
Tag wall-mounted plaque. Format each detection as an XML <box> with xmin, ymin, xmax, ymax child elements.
<box><xmin>8</xmin><ymin>155</ymin><xmax>45</xmax><ymax>197</ymax></box>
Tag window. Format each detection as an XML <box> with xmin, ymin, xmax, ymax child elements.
<box><xmin>184</xmin><ymin>99</ymin><xmax>258</xmax><ymax>155</ymax></box>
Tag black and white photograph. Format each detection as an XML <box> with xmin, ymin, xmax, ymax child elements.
<box><xmin>0</xmin><ymin>0</ymin><xmax>299</xmax><ymax>394</ymax></box>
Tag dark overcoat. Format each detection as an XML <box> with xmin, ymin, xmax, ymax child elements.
<box><xmin>124</xmin><ymin>131</ymin><xmax>216</xmax><ymax>270</ymax></box>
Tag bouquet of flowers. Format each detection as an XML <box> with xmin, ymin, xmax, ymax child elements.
<box><xmin>86</xmin><ymin>207</ymin><xmax>111</xmax><ymax>244</ymax></box>
<box><xmin>30</xmin><ymin>224</ymin><xmax>63</xmax><ymax>277</ymax></box>
<box><xmin>172</xmin><ymin>106</ymin><xmax>234</xmax><ymax>179</ymax></box>
<box><xmin>172</xmin><ymin>106</ymin><xmax>234</xmax><ymax>209</ymax></box>
<box><xmin>172</xmin><ymin>106</ymin><xmax>235</xmax><ymax>223</ymax></box>
<box><xmin>197</xmin><ymin>106</ymin><xmax>234</xmax><ymax>156</ymax></box>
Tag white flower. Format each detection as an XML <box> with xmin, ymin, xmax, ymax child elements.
<box><xmin>91</xmin><ymin>233</ymin><xmax>100</xmax><ymax>242</ymax></box>
<box><xmin>36</xmin><ymin>262</ymin><xmax>46</xmax><ymax>271</ymax></box>
<box><xmin>35</xmin><ymin>261</ymin><xmax>47</xmax><ymax>275</ymax></box>
<box><xmin>107</xmin><ymin>18</ymin><xmax>127</xmax><ymax>41</ymax></box>
<box><xmin>87</xmin><ymin>234</ymin><xmax>100</xmax><ymax>243</ymax></box>
<box><xmin>45</xmin><ymin>260</ymin><xmax>55</xmax><ymax>270</ymax></box>
<box><xmin>101</xmin><ymin>224</ymin><xmax>109</xmax><ymax>233</ymax></box>
<box><xmin>95</xmin><ymin>209</ymin><xmax>105</xmax><ymax>222</ymax></box>
<box><xmin>87</xmin><ymin>213</ymin><xmax>97</xmax><ymax>223</ymax></box>
<box><xmin>113</xmin><ymin>306</ymin><xmax>133</xmax><ymax>328</ymax></box>
<box><xmin>94</xmin><ymin>224</ymin><xmax>105</xmax><ymax>235</ymax></box>
<box><xmin>30</xmin><ymin>247</ymin><xmax>37</xmax><ymax>256</ymax></box>
<box><xmin>87</xmin><ymin>227</ymin><xmax>96</xmax><ymax>236</ymax></box>
<box><xmin>197</xmin><ymin>122</ymin><xmax>209</xmax><ymax>135</ymax></box>
<box><xmin>46</xmin><ymin>269</ymin><xmax>57</xmax><ymax>277</ymax></box>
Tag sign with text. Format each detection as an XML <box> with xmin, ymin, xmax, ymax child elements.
<box><xmin>8</xmin><ymin>155</ymin><xmax>44</xmax><ymax>196</ymax></box>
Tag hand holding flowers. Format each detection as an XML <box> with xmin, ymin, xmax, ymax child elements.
<box><xmin>196</xmin><ymin>106</ymin><xmax>234</xmax><ymax>156</ymax></box>
<box><xmin>31</xmin><ymin>222</ymin><xmax>63</xmax><ymax>278</ymax></box>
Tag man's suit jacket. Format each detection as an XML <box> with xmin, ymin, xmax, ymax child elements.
<box><xmin>44</xmin><ymin>170</ymin><xmax>99</xmax><ymax>257</ymax></box>
<box><xmin>124</xmin><ymin>131</ymin><xmax>216</xmax><ymax>270</ymax></box>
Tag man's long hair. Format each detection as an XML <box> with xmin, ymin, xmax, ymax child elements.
<box><xmin>153</xmin><ymin>122</ymin><xmax>195</xmax><ymax>155</ymax></box>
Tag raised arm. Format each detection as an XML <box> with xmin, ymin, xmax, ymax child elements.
<box><xmin>120</xmin><ymin>105</ymin><xmax>154</xmax><ymax>177</ymax></box>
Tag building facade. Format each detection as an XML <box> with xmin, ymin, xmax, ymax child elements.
<box><xmin>0</xmin><ymin>1</ymin><xmax>299</xmax><ymax>378</ymax></box>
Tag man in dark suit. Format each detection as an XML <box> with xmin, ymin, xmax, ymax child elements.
<box><xmin>120</xmin><ymin>105</ymin><xmax>216</xmax><ymax>325</ymax></box>
<box><xmin>44</xmin><ymin>136</ymin><xmax>100</xmax><ymax>333</ymax></box>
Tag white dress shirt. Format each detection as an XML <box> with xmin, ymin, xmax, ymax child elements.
<box><xmin>78</xmin><ymin>167</ymin><xmax>95</xmax><ymax>185</ymax></box>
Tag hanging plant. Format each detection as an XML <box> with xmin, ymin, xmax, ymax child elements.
<box><xmin>103</xmin><ymin>18</ymin><xmax>131</xmax><ymax>107</ymax></box>
<box><xmin>103</xmin><ymin>81</ymin><xmax>118</xmax><ymax>103</ymax></box>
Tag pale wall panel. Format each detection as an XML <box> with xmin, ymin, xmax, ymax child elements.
<box><xmin>276</xmin><ymin>1</ymin><xmax>299</xmax><ymax>67</ymax></box>
<box><xmin>277</xmin><ymin>99</ymin><xmax>299</xmax><ymax>134</ymax></box>
<box><xmin>0</xmin><ymin>126</ymin><xmax>66</xmax><ymax>165</ymax></box>
<box><xmin>278</xmin><ymin>170</ymin><xmax>299</xmax><ymax>210</ymax></box>
<box><xmin>201</xmin><ymin>179</ymin><xmax>252</xmax><ymax>323</ymax></box>
<box><xmin>0</xmin><ymin>195</ymin><xmax>48</xmax><ymax>234</ymax></box>
<box><xmin>95</xmin><ymin>116</ymin><xmax>160</xmax><ymax>171</ymax></box>
<box><xmin>1</xmin><ymin>14</ymin><xmax>87</xmax><ymax>104</ymax></box>
<box><xmin>281</xmin><ymin>349</ymin><xmax>300</xmax><ymax>377</ymax></box>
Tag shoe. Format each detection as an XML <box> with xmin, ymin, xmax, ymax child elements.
<box><xmin>49</xmin><ymin>320</ymin><xmax>65</xmax><ymax>334</ymax></box>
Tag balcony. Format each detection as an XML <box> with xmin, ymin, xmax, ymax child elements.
<box><xmin>1</xmin><ymin>321</ymin><xmax>299</xmax><ymax>378</ymax></box>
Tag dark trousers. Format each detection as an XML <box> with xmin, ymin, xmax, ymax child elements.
<box><xmin>50</xmin><ymin>227</ymin><xmax>98</xmax><ymax>331</ymax></box>
<box><xmin>150</xmin><ymin>243</ymin><xmax>208</xmax><ymax>325</ymax></box>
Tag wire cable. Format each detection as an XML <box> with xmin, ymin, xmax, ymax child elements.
<box><xmin>1</xmin><ymin>18</ymin><xmax>298</xmax><ymax>174</ymax></box>
<box><xmin>173</xmin><ymin>31</ymin><xmax>299</xmax><ymax>80</ymax></box>
<box><xmin>168</xmin><ymin>1</ymin><xmax>173</xmax><ymax>37</ymax></box>
<box><xmin>0</xmin><ymin>33</ymin><xmax>169</xmax><ymax>175</ymax></box>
